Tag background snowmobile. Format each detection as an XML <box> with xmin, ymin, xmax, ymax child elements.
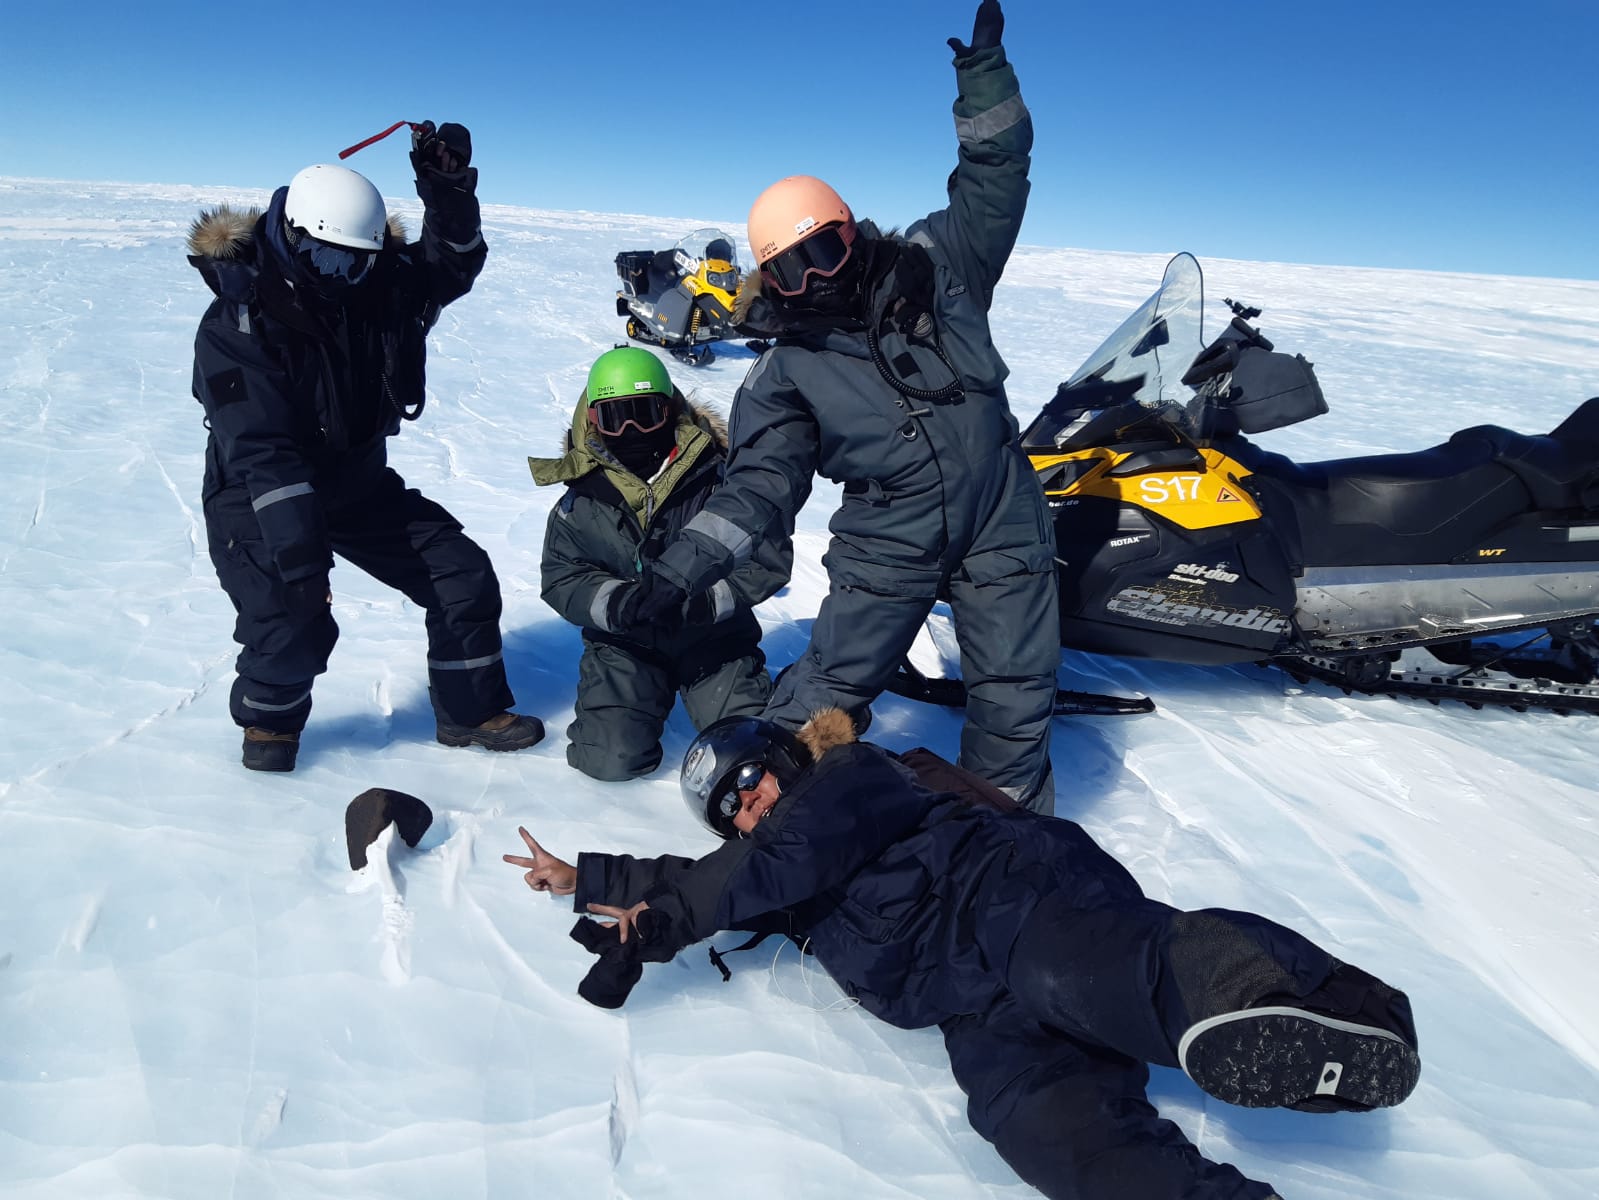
<box><xmin>895</xmin><ymin>253</ymin><xmax>1599</xmax><ymax>716</ymax></box>
<box><xmin>614</xmin><ymin>227</ymin><xmax>744</xmax><ymax>366</ymax></box>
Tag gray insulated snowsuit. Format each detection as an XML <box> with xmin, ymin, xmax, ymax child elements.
<box><xmin>529</xmin><ymin>396</ymin><xmax>793</xmax><ymax>780</ymax></box>
<box><xmin>650</xmin><ymin>43</ymin><xmax>1060</xmax><ymax>805</ymax></box>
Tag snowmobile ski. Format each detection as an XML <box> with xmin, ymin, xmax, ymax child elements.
<box><xmin>887</xmin><ymin>659</ymin><xmax>1155</xmax><ymax>717</ymax></box>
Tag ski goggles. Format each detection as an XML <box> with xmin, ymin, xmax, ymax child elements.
<box><xmin>287</xmin><ymin>223</ymin><xmax>378</xmax><ymax>285</ymax></box>
<box><xmin>588</xmin><ymin>392</ymin><xmax>673</xmax><ymax>436</ymax></box>
<box><xmin>760</xmin><ymin>221</ymin><xmax>857</xmax><ymax>297</ymax></box>
<box><xmin>716</xmin><ymin>761</ymin><xmax>768</xmax><ymax>821</ymax></box>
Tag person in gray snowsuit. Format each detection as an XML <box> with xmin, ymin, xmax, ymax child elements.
<box><xmin>612</xmin><ymin>0</ymin><xmax>1062</xmax><ymax>810</ymax></box>
<box><xmin>528</xmin><ymin>347</ymin><xmax>792</xmax><ymax>781</ymax></box>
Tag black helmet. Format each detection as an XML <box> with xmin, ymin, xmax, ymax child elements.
<box><xmin>680</xmin><ymin>716</ymin><xmax>811</xmax><ymax>838</ymax></box>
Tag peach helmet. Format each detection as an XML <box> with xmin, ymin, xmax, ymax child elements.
<box><xmin>747</xmin><ymin>175</ymin><xmax>860</xmax><ymax>297</ymax></box>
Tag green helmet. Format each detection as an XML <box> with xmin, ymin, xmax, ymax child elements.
<box><xmin>586</xmin><ymin>347</ymin><xmax>673</xmax><ymax>402</ymax></box>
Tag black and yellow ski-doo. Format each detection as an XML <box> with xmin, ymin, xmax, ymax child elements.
<box><xmin>896</xmin><ymin>253</ymin><xmax>1599</xmax><ymax>716</ymax></box>
<box><xmin>1022</xmin><ymin>253</ymin><xmax>1599</xmax><ymax>714</ymax></box>
<box><xmin>615</xmin><ymin>227</ymin><xmax>744</xmax><ymax>367</ymax></box>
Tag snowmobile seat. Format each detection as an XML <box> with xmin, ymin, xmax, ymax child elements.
<box><xmin>1450</xmin><ymin>398</ymin><xmax>1599</xmax><ymax>512</ymax></box>
<box><xmin>1232</xmin><ymin>436</ymin><xmax>1534</xmax><ymax>565</ymax></box>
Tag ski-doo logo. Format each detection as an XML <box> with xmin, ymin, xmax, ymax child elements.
<box><xmin>1171</xmin><ymin>562</ymin><xmax>1240</xmax><ymax>584</ymax></box>
<box><xmin>1106</xmin><ymin>586</ymin><xmax>1289</xmax><ymax>634</ymax></box>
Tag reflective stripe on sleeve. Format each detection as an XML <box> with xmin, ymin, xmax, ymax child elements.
<box><xmin>251</xmin><ymin>482</ymin><xmax>315</xmax><ymax>512</ymax></box>
<box><xmin>709</xmin><ymin>580</ymin><xmax>735</xmax><ymax>623</ymax></box>
<box><xmin>683</xmin><ymin>510</ymin><xmax>752</xmax><ymax>560</ymax></box>
<box><xmin>956</xmin><ymin>93</ymin><xmax>1027</xmax><ymax>144</ymax></box>
<box><xmin>590</xmin><ymin>579</ymin><xmax>624</xmax><ymax>632</ymax></box>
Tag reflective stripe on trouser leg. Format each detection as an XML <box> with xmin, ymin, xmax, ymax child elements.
<box><xmin>325</xmin><ymin>470</ymin><xmax>515</xmax><ymax>728</ymax></box>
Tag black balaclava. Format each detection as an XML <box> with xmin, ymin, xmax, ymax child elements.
<box><xmin>781</xmin><ymin>236</ymin><xmax>872</xmax><ymax>322</ymax></box>
<box><xmin>605</xmin><ymin>421</ymin><xmax>677</xmax><ymax>479</ymax></box>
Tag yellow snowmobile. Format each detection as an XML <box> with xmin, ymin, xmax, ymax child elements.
<box><xmin>614</xmin><ymin>227</ymin><xmax>744</xmax><ymax>366</ymax></box>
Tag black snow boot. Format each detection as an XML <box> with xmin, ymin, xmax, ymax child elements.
<box><xmin>242</xmin><ymin>727</ymin><xmax>300</xmax><ymax>772</ymax></box>
<box><xmin>1179</xmin><ymin>962</ymin><xmax>1421</xmax><ymax>1113</ymax></box>
<box><xmin>435</xmin><ymin>711</ymin><xmax>545</xmax><ymax>752</ymax></box>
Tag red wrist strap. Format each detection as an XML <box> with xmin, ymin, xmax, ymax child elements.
<box><xmin>338</xmin><ymin>120</ymin><xmax>421</xmax><ymax>160</ymax></box>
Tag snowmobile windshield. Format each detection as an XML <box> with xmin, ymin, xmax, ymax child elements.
<box><xmin>1065</xmin><ymin>252</ymin><xmax>1206</xmax><ymax>407</ymax></box>
<box><xmin>1021</xmin><ymin>253</ymin><xmax>1207</xmax><ymax>451</ymax></box>
<box><xmin>675</xmin><ymin>227</ymin><xmax>742</xmax><ymax>290</ymax></box>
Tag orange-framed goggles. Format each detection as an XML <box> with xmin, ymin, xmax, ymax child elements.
<box><xmin>589</xmin><ymin>392</ymin><xmax>673</xmax><ymax>436</ymax></box>
<box><xmin>761</xmin><ymin>221</ymin><xmax>858</xmax><ymax>297</ymax></box>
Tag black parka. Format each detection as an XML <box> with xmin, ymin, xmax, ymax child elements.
<box><xmin>571</xmin><ymin>709</ymin><xmax>1136</xmax><ymax>1029</ymax></box>
<box><xmin>187</xmin><ymin>182</ymin><xmax>486</xmax><ymax>583</ymax></box>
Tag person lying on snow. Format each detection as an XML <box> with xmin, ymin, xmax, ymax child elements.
<box><xmin>504</xmin><ymin>709</ymin><xmax>1421</xmax><ymax>1200</ymax></box>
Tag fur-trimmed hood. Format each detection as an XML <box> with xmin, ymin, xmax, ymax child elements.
<box><xmin>526</xmin><ymin>389</ymin><xmax>733</xmax><ymax>523</ymax></box>
<box><xmin>186</xmin><ymin>186</ymin><xmax>409</xmax><ymax>304</ymax></box>
<box><xmin>528</xmin><ymin>390</ymin><xmax>728</xmax><ymax>484</ymax></box>
<box><xmin>186</xmin><ymin>204</ymin><xmax>408</xmax><ymax>261</ymax></box>
<box><xmin>795</xmin><ymin>707</ymin><xmax>859</xmax><ymax>763</ymax></box>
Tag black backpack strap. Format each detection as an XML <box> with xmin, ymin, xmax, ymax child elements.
<box><xmin>708</xmin><ymin>930</ymin><xmax>778</xmax><ymax>982</ymax></box>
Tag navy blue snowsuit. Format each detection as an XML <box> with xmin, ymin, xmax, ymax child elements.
<box><xmin>187</xmin><ymin>179</ymin><xmax>515</xmax><ymax>733</ymax></box>
<box><xmin>649</xmin><ymin>43</ymin><xmax>1060</xmax><ymax>807</ymax></box>
<box><xmin>566</xmin><ymin>711</ymin><xmax>1416</xmax><ymax>1199</ymax></box>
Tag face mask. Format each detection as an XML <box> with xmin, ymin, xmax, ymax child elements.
<box><xmin>606</xmin><ymin>423</ymin><xmax>676</xmax><ymax>477</ymax></box>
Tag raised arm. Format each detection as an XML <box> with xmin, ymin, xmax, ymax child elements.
<box><xmin>914</xmin><ymin>0</ymin><xmax>1033</xmax><ymax>310</ymax></box>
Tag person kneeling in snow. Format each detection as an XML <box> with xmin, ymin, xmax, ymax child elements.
<box><xmin>526</xmin><ymin>347</ymin><xmax>792</xmax><ymax>780</ymax></box>
<box><xmin>504</xmin><ymin>710</ymin><xmax>1421</xmax><ymax>1200</ymax></box>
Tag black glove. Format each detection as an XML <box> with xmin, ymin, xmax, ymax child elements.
<box><xmin>410</xmin><ymin>121</ymin><xmax>480</xmax><ymax>241</ymax></box>
<box><xmin>948</xmin><ymin>0</ymin><xmax>1003</xmax><ymax>56</ymax></box>
<box><xmin>410</xmin><ymin>120</ymin><xmax>473</xmax><ymax>177</ymax></box>
<box><xmin>610</xmin><ymin>570</ymin><xmax>689</xmax><ymax>632</ymax></box>
<box><xmin>681</xmin><ymin>588</ymin><xmax>721</xmax><ymax>626</ymax></box>
<box><xmin>569</xmin><ymin>909</ymin><xmax>675</xmax><ymax>1010</ymax></box>
<box><xmin>282</xmin><ymin>574</ymin><xmax>330</xmax><ymax>622</ymax></box>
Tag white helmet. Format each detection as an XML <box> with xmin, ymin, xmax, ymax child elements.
<box><xmin>284</xmin><ymin>164</ymin><xmax>386</xmax><ymax>250</ymax></box>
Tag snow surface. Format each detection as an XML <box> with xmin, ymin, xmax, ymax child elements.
<box><xmin>2</xmin><ymin>176</ymin><xmax>1597</xmax><ymax>1200</ymax></box>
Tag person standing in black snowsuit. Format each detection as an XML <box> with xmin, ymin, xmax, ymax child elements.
<box><xmin>504</xmin><ymin>708</ymin><xmax>1422</xmax><ymax>1200</ymax></box>
<box><xmin>187</xmin><ymin>124</ymin><xmax>543</xmax><ymax>771</ymax></box>
<box><xmin>527</xmin><ymin>347</ymin><xmax>792</xmax><ymax>780</ymax></box>
<box><xmin>613</xmin><ymin>0</ymin><xmax>1062</xmax><ymax>812</ymax></box>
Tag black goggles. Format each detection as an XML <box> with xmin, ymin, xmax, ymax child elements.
<box><xmin>287</xmin><ymin>223</ymin><xmax>377</xmax><ymax>285</ymax></box>
<box><xmin>589</xmin><ymin>392</ymin><xmax>673</xmax><ymax>436</ymax></box>
<box><xmin>761</xmin><ymin>223</ymin><xmax>855</xmax><ymax>297</ymax></box>
<box><xmin>715</xmin><ymin>760</ymin><xmax>768</xmax><ymax>820</ymax></box>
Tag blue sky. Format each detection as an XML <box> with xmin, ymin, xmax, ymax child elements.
<box><xmin>3</xmin><ymin>0</ymin><xmax>1595</xmax><ymax>279</ymax></box>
